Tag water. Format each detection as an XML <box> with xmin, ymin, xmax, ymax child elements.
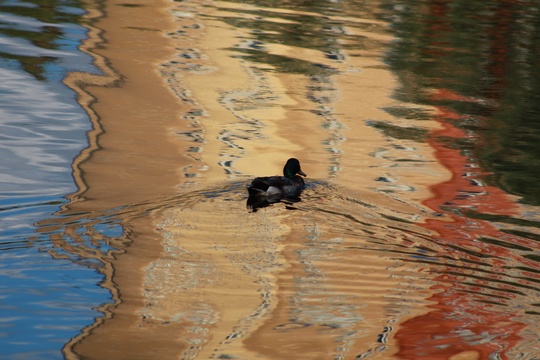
<box><xmin>0</xmin><ymin>0</ymin><xmax>113</xmax><ymax>358</ymax></box>
<box><xmin>2</xmin><ymin>0</ymin><xmax>540</xmax><ymax>359</ymax></box>
<box><xmin>381</xmin><ymin>0</ymin><xmax>540</xmax><ymax>206</ymax></box>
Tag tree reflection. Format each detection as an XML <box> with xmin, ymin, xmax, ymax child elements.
<box><xmin>0</xmin><ymin>0</ymin><xmax>87</xmax><ymax>80</ymax></box>
<box><xmin>381</xmin><ymin>0</ymin><xmax>540</xmax><ymax>205</ymax></box>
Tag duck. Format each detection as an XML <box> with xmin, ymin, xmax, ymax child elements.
<box><xmin>247</xmin><ymin>158</ymin><xmax>307</xmax><ymax>209</ymax></box>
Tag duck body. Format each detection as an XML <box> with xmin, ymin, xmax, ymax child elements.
<box><xmin>248</xmin><ymin>174</ymin><xmax>305</xmax><ymax>198</ymax></box>
<box><xmin>247</xmin><ymin>158</ymin><xmax>306</xmax><ymax>209</ymax></box>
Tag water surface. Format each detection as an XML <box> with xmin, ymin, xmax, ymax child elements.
<box><xmin>0</xmin><ymin>0</ymin><xmax>117</xmax><ymax>358</ymax></box>
<box><xmin>2</xmin><ymin>0</ymin><xmax>540</xmax><ymax>359</ymax></box>
<box><xmin>67</xmin><ymin>0</ymin><xmax>540</xmax><ymax>358</ymax></box>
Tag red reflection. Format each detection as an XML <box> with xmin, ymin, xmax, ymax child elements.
<box><xmin>394</xmin><ymin>2</ymin><xmax>534</xmax><ymax>358</ymax></box>
<box><xmin>395</xmin><ymin>90</ymin><xmax>526</xmax><ymax>359</ymax></box>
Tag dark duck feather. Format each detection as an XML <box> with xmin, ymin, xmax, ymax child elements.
<box><xmin>247</xmin><ymin>158</ymin><xmax>306</xmax><ymax>210</ymax></box>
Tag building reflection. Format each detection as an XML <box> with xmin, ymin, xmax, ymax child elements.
<box><xmin>382</xmin><ymin>0</ymin><xmax>540</xmax><ymax>357</ymax></box>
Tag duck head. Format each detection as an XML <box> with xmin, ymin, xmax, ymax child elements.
<box><xmin>283</xmin><ymin>158</ymin><xmax>306</xmax><ymax>179</ymax></box>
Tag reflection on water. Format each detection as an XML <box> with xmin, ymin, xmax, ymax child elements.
<box><xmin>61</xmin><ymin>0</ymin><xmax>540</xmax><ymax>358</ymax></box>
<box><xmin>380</xmin><ymin>1</ymin><xmax>540</xmax><ymax>358</ymax></box>
<box><xmin>149</xmin><ymin>183</ymin><xmax>439</xmax><ymax>359</ymax></box>
<box><xmin>2</xmin><ymin>0</ymin><xmax>540</xmax><ymax>358</ymax></box>
<box><xmin>246</xmin><ymin>192</ymin><xmax>303</xmax><ymax>212</ymax></box>
<box><xmin>381</xmin><ymin>0</ymin><xmax>540</xmax><ymax>206</ymax></box>
<box><xmin>63</xmin><ymin>176</ymin><xmax>540</xmax><ymax>358</ymax></box>
<box><xmin>0</xmin><ymin>0</ymin><xmax>112</xmax><ymax>358</ymax></box>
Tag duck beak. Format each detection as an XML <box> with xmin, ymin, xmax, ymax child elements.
<box><xmin>298</xmin><ymin>170</ymin><xmax>307</xmax><ymax>177</ymax></box>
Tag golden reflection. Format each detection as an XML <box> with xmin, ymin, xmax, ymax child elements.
<box><xmin>48</xmin><ymin>0</ymin><xmax>198</xmax><ymax>357</ymax></box>
<box><xmin>45</xmin><ymin>0</ymin><xmax>456</xmax><ymax>358</ymax></box>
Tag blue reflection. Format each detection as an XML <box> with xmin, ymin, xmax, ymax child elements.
<box><xmin>0</xmin><ymin>0</ymin><xmax>113</xmax><ymax>358</ymax></box>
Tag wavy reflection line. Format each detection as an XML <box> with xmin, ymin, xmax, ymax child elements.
<box><xmin>62</xmin><ymin>3</ymin><xmax>123</xmax><ymax>202</ymax></box>
<box><xmin>396</xmin><ymin>89</ymin><xmax>531</xmax><ymax>359</ymax></box>
<box><xmin>383</xmin><ymin>1</ymin><xmax>540</xmax><ymax>357</ymax></box>
<box><xmin>51</xmin><ymin>0</ymin><xmax>122</xmax><ymax>358</ymax></box>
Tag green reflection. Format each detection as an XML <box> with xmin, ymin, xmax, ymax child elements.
<box><xmin>227</xmin><ymin>47</ymin><xmax>338</xmax><ymax>75</ymax></box>
<box><xmin>367</xmin><ymin>120</ymin><xmax>428</xmax><ymax>142</ymax></box>
<box><xmin>209</xmin><ymin>0</ymin><xmax>385</xmax><ymax>70</ymax></box>
<box><xmin>0</xmin><ymin>52</ymin><xmax>56</xmax><ymax>81</ymax></box>
<box><xmin>0</xmin><ymin>0</ymin><xmax>85</xmax><ymax>80</ymax></box>
<box><xmin>380</xmin><ymin>0</ymin><xmax>540</xmax><ymax>205</ymax></box>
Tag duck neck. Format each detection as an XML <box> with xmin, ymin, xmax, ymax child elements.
<box><xmin>284</xmin><ymin>168</ymin><xmax>296</xmax><ymax>179</ymax></box>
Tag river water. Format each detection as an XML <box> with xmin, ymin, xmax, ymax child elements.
<box><xmin>0</xmin><ymin>1</ymin><xmax>112</xmax><ymax>358</ymax></box>
<box><xmin>1</xmin><ymin>0</ymin><xmax>540</xmax><ymax>359</ymax></box>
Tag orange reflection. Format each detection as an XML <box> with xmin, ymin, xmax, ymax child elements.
<box><xmin>393</xmin><ymin>0</ymin><xmax>540</xmax><ymax>357</ymax></box>
<box><xmin>395</xmin><ymin>88</ymin><xmax>530</xmax><ymax>359</ymax></box>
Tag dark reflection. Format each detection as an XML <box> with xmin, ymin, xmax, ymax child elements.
<box><xmin>0</xmin><ymin>0</ymin><xmax>86</xmax><ymax>80</ymax></box>
<box><xmin>213</xmin><ymin>0</ymin><xmax>381</xmax><ymax>74</ymax></box>
<box><xmin>246</xmin><ymin>158</ymin><xmax>306</xmax><ymax>211</ymax></box>
<box><xmin>0</xmin><ymin>52</ymin><xmax>56</xmax><ymax>81</ymax></box>
<box><xmin>367</xmin><ymin>120</ymin><xmax>428</xmax><ymax>142</ymax></box>
<box><xmin>246</xmin><ymin>195</ymin><xmax>303</xmax><ymax>212</ymax></box>
<box><xmin>376</xmin><ymin>1</ymin><xmax>540</xmax><ymax>358</ymax></box>
<box><xmin>379</xmin><ymin>0</ymin><xmax>540</xmax><ymax>205</ymax></box>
